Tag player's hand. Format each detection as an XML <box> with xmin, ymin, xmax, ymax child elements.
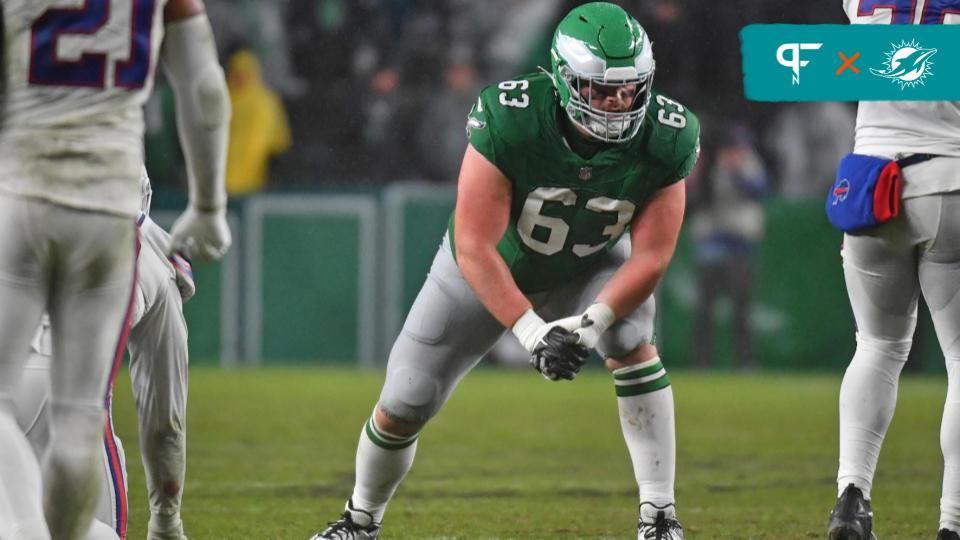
<box><xmin>169</xmin><ymin>205</ymin><xmax>231</xmax><ymax>261</ymax></box>
<box><xmin>168</xmin><ymin>252</ymin><xmax>196</xmax><ymax>302</ymax></box>
<box><xmin>551</xmin><ymin>303</ymin><xmax>616</xmax><ymax>350</ymax></box>
<box><xmin>530</xmin><ymin>326</ymin><xmax>589</xmax><ymax>381</ymax></box>
<box><xmin>511</xmin><ymin>309</ymin><xmax>556</xmax><ymax>353</ymax></box>
<box><xmin>511</xmin><ymin>309</ymin><xmax>589</xmax><ymax>381</ymax></box>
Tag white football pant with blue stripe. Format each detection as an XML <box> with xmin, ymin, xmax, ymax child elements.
<box><xmin>13</xmin><ymin>214</ymin><xmax>190</xmax><ymax>540</ymax></box>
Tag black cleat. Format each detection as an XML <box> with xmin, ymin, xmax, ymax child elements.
<box><xmin>828</xmin><ymin>484</ymin><xmax>876</xmax><ymax>540</ymax></box>
<box><xmin>938</xmin><ymin>529</ymin><xmax>960</xmax><ymax>540</ymax></box>
<box><xmin>638</xmin><ymin>502</ymin><xmax>684</xmax><ymax>539</ymax></box>
<box><xmin>309</xmin><ymin>499</ymin><xmax>380</xmax><ymax>540</ymax></box>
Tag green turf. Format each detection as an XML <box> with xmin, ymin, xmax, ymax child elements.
<box><xmin>110</xmin><ymin>367</ymin><xmax>948</xmax><ymax>539</ymax></box>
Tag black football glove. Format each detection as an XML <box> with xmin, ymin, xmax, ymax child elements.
<box><xmin>530</xmin><ymin>326</ymin><xmax>589</xmax><ymax>381</ymax></box>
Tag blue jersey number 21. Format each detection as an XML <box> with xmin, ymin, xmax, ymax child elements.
<box><xmin>858</xmin><ymin>0</ymin><xmax>960</xmax><ymax>24</ymax></box>
<box><xmin>30</xmin><ymin>0</ymin><xmax>157</xmax><ymax>89</ymax></box>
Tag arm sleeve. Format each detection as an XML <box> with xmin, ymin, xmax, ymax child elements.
<box><xmin>161</xmin><ymin>14</ymin><xmax>231</xmax><ymax>211</ymax></box>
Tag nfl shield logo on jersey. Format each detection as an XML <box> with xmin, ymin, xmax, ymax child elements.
<box><xmin>578</xmin><ymin>166</ymin><xmax>592</xmax><ymax>181</ymax></box>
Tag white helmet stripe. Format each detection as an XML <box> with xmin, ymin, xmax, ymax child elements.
<box><xmin>555</xmin><ymin>33</ymin><xmax>605</xmax><ymax>76</ymax></box>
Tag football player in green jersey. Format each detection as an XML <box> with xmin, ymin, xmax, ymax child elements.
<box><xmin>310</xmin><ymin>3</ymin><xmax>698</xmax><ymax>539</ymax></box>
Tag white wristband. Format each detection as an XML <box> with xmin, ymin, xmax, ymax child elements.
<box><xmin>511</xmin><ymin>309</ymin><xmax>546</xmax><ymax>353</ymax></box>
<box><xmin>582</xmin><ymin>303</ymin><xmax>616</xmax><ymax>335</ymax></box>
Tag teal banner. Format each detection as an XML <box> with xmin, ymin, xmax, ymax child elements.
<box><xmin>741</xmin><ymin>24</ymin><xmax>960</xmax><ymax>101</ymax></box>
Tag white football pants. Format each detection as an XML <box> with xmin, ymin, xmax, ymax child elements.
<box><xmin>839</xmin><ymin>156</ymin><xmax>960</xmax><ymax>525</ymax></box>
<box><xmin>12</xmin><ymin>214</ymin><xmax>189</xmax><ymax>540</ymax></box>
<box><xmin>0</xmin><ymin>193</ymin><xmax>136</xmax><ymax>540</ymax></box>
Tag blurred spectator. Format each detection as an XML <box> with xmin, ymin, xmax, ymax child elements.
<box><xmin>766</xmin><ymin>102</ymin><xmax>856</xmax><ymax>199</ymax></box>
<box><xmin>143</xmin><ymin>80</ymin><xmax>182</xmax><ymax>189</ymax></box>
<box><xmin>225</xmin><ymin>50</ymin><xmax>291</xmax><ymax>196</ymax></box>
<box><xmin>689</xmin><ymin>123</ymin><xmax>769</xmax><ymax>370</ymax></box>
<box><xmin>482</xmin><ymin>0</ymin><xmax>561</xmax><ymax>82</ymax></box>
<box><xmin>206</xmin><ymin>0</ymin><xmax>303</xmax><ymax>96</ymax></box>
<box><xmin>147</xmin><ymin>0</ymin><xmax>854</xmax><ymax>190</ymax></box>
<box><xmin>413</xmin><ymin>61</ymin><xmax>482</xmax><ymax>182</ymax></box>
<box><xmin>282</xmin><ymin>0</ymin><xmax>491</xmax><ymax>183</ymax></box>
<box><xmin>358</xmin><ymin>1</ymin><xmax>485</xmax><ymax>182</ymax></box>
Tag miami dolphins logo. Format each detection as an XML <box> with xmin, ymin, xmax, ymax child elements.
<box><xmin>870</xmin><ymin>39</ymin><xmax>937</xmax><ymax>89</ymax></box>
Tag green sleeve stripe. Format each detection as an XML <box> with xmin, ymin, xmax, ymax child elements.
<box><xmin>614</xmin><ymin>373</ymin><xmax>671</xmax><ymax>397</ymax></box>
<box><xmin>365</xmin><ymin>419</ymin><xmax>418</xmax><ymax>450</ymax></box>
<box><xmin>613</xmin><ymin>358</ymin><xmax>664</xmax><ymax>380</ymax></box>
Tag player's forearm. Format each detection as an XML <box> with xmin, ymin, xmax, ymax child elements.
<box><xmin>456</xmin><ymin>242</ymin><xmax>531</xmax><ymax>328</ymax></box>
<box><xmin>596</xmin><ymin>181</ymin><xmax>684</xmax><ymax>319</ymax></box>
<box><xmin>595</xmin><ymin>253</ymin><xmax>670</xmax><ymax>320</ymax></box>
<box><xmin>161</xmin><ymin>14</ymin><xmax>230</xmax><ymax>211</ymax></box>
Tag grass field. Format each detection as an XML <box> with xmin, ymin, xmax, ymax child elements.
<box><xmin>109</xmin><ymin>367</ymin><xmax>948</xmax><ymax>539</ymax></box>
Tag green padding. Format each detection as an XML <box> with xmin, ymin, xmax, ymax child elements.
<box><xmin>615</xmin><ymin>374</ymin><xmax>671</xmax><ymax>397</ymax></box>
<box><xmin>261</xmin><ymin>215</ymin><xmax>360</xmax><ymax>363</ymax></box>
<box><xmin>401</xmin><ymin>199</ymin><xmax>455</xmax><ymax>313</ymax></box>
<box><xmin>658</xmin><ymin>198</ymin><xmax>881</xmax><ymax>370</ymax></box>
<box><xmin>183</xmin><ymin>259</ymin><xmax>222</xmax><ymax>364</ymax></box>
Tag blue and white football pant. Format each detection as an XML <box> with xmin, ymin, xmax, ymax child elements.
<box><xmin>11</xmin><ymin>213</ymin><xmax>190</xmax><ymax>540</ymax></box>
<box><xmin>16</xmin><ymin>349</ymin><xmax>127</xmax><ymax>540</ymax></box>
<box><xmin>0</xmin><ymin>193</ymin><xmax>137</xmax><ymax>540</ymax></box>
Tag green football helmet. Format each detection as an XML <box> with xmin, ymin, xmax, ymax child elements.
<box><xmin>550</xmin><ymin>2</ymin><xmax>655</xmax><ymax>143</ymax></box>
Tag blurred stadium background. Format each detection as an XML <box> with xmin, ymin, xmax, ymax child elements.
<box><xmin>145</xmin><ymin>0</ymin><xmax>939</xmax><ymax>372</ymax></box>
<box><xmin>122</xmin><ymin>1</ymin><xmax>949</xmax><ymax>538</ymax></box>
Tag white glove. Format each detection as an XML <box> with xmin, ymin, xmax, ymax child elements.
<box><xmin>511</xmin><ymin>308</ymin><xmax>588</xmax><ymax>381</ymax></box>
<box><xmin>511</xmin><ymin>309</ymin><xmax>556</xmax><ymax>353</ymax></box>
<box><xmin>169</xmin><ymin>206</ymin><xmax>231</xmax><ymax>261</ymax></box>
<box><xmin>550</xmin><ymin>303</ymin><xmax>616</xmax><ymax>350</ymax></box>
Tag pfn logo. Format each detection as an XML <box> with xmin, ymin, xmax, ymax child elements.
<box><xmin>776</xmin><ymin>43</ymin><xmax>823</xmax><ymax>85</ymax></box>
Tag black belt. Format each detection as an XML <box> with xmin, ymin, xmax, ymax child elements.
<box><xmin>896</xmin><ymin>153</ymin><xmax>939</xmax><ymax>168</ymax></box>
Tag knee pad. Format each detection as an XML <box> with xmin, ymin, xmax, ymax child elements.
<box><xmin>598</xmin><ymin>317</ymin><xmax>655</xmax><ymax>360</ymax></box>
<box><xmin>855</xmin><ymin>333</ymin><xmax>911</xmax><ymax>363</ymax></box>
<box><xmin>378</xmin><ymin>367</ymin><xmax>443</xmax><ymax>425</ymax></box>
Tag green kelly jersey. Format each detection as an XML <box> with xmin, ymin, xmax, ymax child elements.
<box><xmin>452</xmin><ymin>71</ymin><xmax>700</xmax><ymax>294</ymax></box>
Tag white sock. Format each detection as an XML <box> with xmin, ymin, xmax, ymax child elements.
<box><xmin>350</xmin><ymin>415</ymin><xmax>418</xmax><ymax>523</ymax></box>
<box><xmin>0</xmin><ymin>408</ymin><xmax>50</xmax><ymax>540</ymax></box>
<box><xmin>613</xmin><ymin>357</ymin><xmax>676</xmax><ymax>506</ymax></box>
<box><xmin>837</xmin><ymin>336</ymin><xmax>910</xmax><ymax>499</ymax></box>
<box><xmin>941</xmin><ymin>356</ymin><xmax>960</xmax><ymax>531</ymax></box>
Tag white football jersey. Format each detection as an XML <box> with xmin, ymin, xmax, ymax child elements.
<box><xmin>842</xmin><ymin>0</ymin><xmax>960</xmax><ymax>163</ymax></box>
<box><xmin>0</xmin><ymin>0</ymin><xmax>168</xmax><ymax>217</ymax></box>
